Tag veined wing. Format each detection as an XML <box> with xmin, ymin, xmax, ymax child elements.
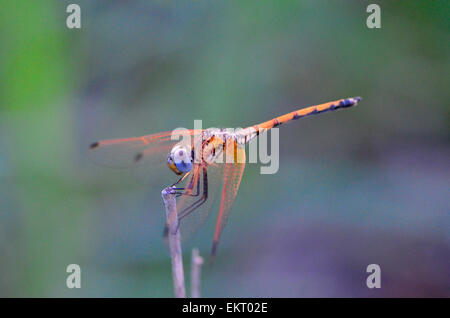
<box><xmin>174</xmin><ymin>157</ymin><xmax>227</xmax><ymax>243</ymax></box>
<box><xmin>171</xmin><ymin>138</ymin><xmax>247</xmax><ymax>246</ymax></box>
<box><xmin>88</xmin><ymin>129</ymin><xmax>203</xmax><ymax>184</ymax></box>
<box><xmin>210</xmin><ymin>144</ymin><xmax>246</xmax><ymax>263</ymax></box>
<box><xmin>89</xmin><ymin>129</ymin><xmax>203</xmax><ymax>167</ymax></box>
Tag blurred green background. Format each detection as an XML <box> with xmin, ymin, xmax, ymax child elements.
<box><xmin>0</xmin><ymin>0</ymin><xmax>448</xmax><ymax>297</ymax></box>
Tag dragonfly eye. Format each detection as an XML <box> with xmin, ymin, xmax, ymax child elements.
<box><xmin>168</xmin><ymin>145</ymin><xmax>192</xmax><ymax>175</ymax></box>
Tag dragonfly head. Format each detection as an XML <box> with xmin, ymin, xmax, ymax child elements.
<box><xmin>167</xmin><ymin>145</ymin><xmax>193</xmax><ymax>175</ymax></box>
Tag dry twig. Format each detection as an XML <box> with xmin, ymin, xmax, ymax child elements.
<box><xmin>161</xmin><ymin>187</ymin><xmax>186</xmax><ymax>298</ymax></box>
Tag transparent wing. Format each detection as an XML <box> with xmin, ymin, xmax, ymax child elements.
<box><xmin>210</xmin><ymin>145</ymin><xmax>246</xmax><ymax>262</ymax></box>
<box><xmin>175</xmin><ymin>160</ymin><xmax>227</xmax><ymax>242</ymax></box>
<box><xmin>174</xmin><ymin>141</ymin><xmax>246</xmax><ymax>256</ymax></box>
<box><xmin>88</xmin><ymin>129</ymin><xmax>203</xmax><ymax>184</ymax></box>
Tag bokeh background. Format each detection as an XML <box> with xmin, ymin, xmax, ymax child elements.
<box><xmin>0</xmin><ymin>0</ymin><xmax>448</xmax><ymax>297</ymax></box>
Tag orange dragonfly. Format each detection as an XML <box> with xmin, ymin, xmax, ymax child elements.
<box><xmin>89</xmin><ymin>97</ymin><xmax>361</xmax><ymax>262</ymax></box>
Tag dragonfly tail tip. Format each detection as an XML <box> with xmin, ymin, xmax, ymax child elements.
<box><xmin>89</xmin><ymin>142</ymin><xmax>99</xmax><ymax>149</ymax></box>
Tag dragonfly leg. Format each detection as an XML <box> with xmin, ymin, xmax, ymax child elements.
<box><xmin>170</xmin><ymin>172</ymin><xmax>190</xmax><ymax>187</ymax></box>
<box><xmin>163</xmin><ymin>168</ymin><xmax>204</xmax><ymax>238</ymax></box>
<box><xmin>171</xmin><ymin>170</ymin><xmax>201</xmax><ymax>198</ymax></box>
<box><xmin>178</xmin><ymin>166</ymin><xmax>208</xmax><ymax>221</ymax></box>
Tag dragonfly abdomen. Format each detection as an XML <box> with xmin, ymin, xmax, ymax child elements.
<box><xmin>256</xmin><ymin>97</ymin><xmax>361</xmax><ymax>132</ymax></box>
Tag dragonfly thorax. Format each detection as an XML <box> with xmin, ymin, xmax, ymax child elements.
<box><xmin>167</xmin><ymin>128</ymin><xmax>249</xmax><ymax>175</ymax></box>
<box><xmin>203</xmin><ymin>127</ymin><xmax>256</xmax><ymax>146</ymax></box>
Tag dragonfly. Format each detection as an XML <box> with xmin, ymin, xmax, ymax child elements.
<box><xmin>89</xmin><ymin>97</ymin><xmax>361</xmax><ymax>262</ymax></box>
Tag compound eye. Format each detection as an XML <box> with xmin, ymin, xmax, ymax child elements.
<box><xmin>173</xmin><ymin>146</ymin><xmax>192</xmax><ymax>173</ymax></box>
